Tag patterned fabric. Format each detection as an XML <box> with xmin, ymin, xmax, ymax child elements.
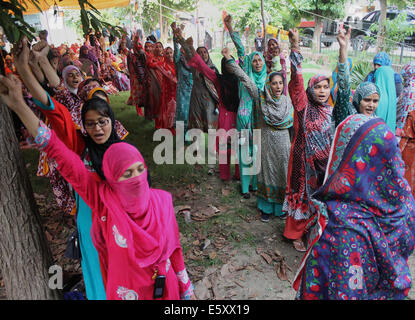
<box><xmin>352</xmin><ymin>81</ymin><xmax>380</xmax><ymax>113</ymax></box>
<box><xmin>304</xmin><ymin>74</ymin><xmax>333</xmax><ymax>217</ymax></box>
<box><xmin>230</xmin><ymin>31</ymin><xmax>267</xmax><ymax>194</ymax></box>
<box><xmin>126</xmin><ymin>40</ymin><xmax>146</xmax><ymax>115</ymax></box>
<box><xmin>231</xmin><ymin>31</ymin><xmax>267</xmax><ymax>133</ymax></box>
<box><xmin>366</xmin><ymin>52</ymin><xmax>402</xmax><ymax>98</ymax></box>
<box><xmin>187</xmin><ymin>54</ymin><xmax>239</xmax><ymax>181</ymax></box>
<box><xmin>373</xmin><ymin>51</ymin><xmax>392</xmax><ymax>66</ymax></box>
<box><xmin>264</xmin><ymin>38</ymin><xmax>288</xmax><ymax>96</ymax></box>
<box><xmin>173</xmin><ymin>37</ymin><xmax>193</xmax><ymax>132</ymax></box>
<box><xmin>264</xmin><ymin>38</ymin><xmax>280</xmax><ymax>72</ymax></box>
<box><xmin>111</xmin><ymin>67</ymin><xmax>130</xmax><ymax>92</ymax></box>
<box><xmin>399</xmin><ymin>111</ymin><xmax>415</xmax><ymax>198</ymax></box>
<box><xmin>329</xmin><ymin>57</ymin><xmax>354</xmax><ymax>107</ymax></box>
<box><xmin>78</xmin><ymin>82</ymin><xmax>109</xmax><ymax>103</ymax></box>
<box><xmin>143</xmin><ymin>54</ymin><xmax>164</xmax><ymax>121</ymax></box>
<box><xmin>283</xmin><ymin>51</ymin><xmax>310</xmax><ymax>237</ymax></box>
<box><xmin>157</xmin><ymin>55</ymin><xmax>177</xmax><ymax>130</ymax></box>
<box><xmin>38</xmin><ymin>80</ymin><xmax>84</xmax><ymax>216</ymax></box>
<box><xmin>295</xmin><ymin>114</ymin><xmax>415</xmax><ymax>300</ymax></box>
<box><xmin>187</xmin><ymin>47</ymin><xmax>219</xmax><ymax>132</ymax></box>
<box><xmin>254</xmin><ymin>73</ymin><xmax>293</xmax><ymax>206</ymax></box>
<box><xmin>34</xmin><ymin>121</ymin><xmax>51</xmax><ymax>149</ymax></box>
<box><xmin>332</xmin><ymin>61</ymin><xmax>380</xmax><ymax>128</ymax></box>
<box><xmin>397</xmin><ymin>61</ymin><xmax>415</xmax><ymax>134</ymax></box>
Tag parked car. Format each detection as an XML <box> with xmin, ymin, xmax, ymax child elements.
<box><xmin>298</xmin><ymin>19</ymin><xmax>339</xmax><ymax>48</ymax></box>
<box><xmin>348</xmin><ymin>8</ymin><xmax>415</xmax><ymax>51</ymax></box>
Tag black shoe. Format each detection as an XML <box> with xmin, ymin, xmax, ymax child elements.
<box><xmin>261</xmin><ymin>212</ymin><xmax>270</xmax><ymax>223</ymax></box>
<box><xmin>242</xmin><ymin>192</ymin><xmax>251</xmax><ymax>199</ymax></box>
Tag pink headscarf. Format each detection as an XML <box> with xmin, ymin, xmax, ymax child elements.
<box><xmin>102</xmin><ymin>142</ymin><xmax>150</xmax><ymax>217</ymax></box>
<box><xmin>92</xmin><ymin>142</ymin><xmax>181</xmax><ymax>297</ymax></box>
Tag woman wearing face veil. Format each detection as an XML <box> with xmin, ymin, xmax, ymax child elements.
<box><xmin>0</xmin><ymin>73</ymin><xmax>194</xmax><ymax>301</ymax></box>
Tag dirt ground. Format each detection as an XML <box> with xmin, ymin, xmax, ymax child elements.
<box><xmin>168</xmin><ymin>168</ymin><xmax>415</xmax><ymax>301</ymax></box>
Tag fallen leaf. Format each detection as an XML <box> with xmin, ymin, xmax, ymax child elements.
<box><xmin>274</xmin><ymin>248</ymin><xmax>282</xmax><ymax>257</ymax></box>
<box><xmin>221</xmin><ymin>188</ymin><xmax>230</xmax><ymax>196</ymax></box>
<box><xmin>248</xmin><ymin>292</ymin><xmax>258</xmax><ymax>299</ymax></box>
<box><xmin>234</xmin><ymin>264</ymin><xmax>247</xmax><ymax>271</ymax></box>
<box><xmin>220</xmin><ymin>263</ymin><xmax>232</xmax><ymax>277</ymax></box>
<box><xmin>209</xmin><ymin>205</ymin><xmax>220</xmax><ymax>213</ymax></box>
<box><xmin>194</xmin><ymin>279</ymin><xmax>211</xmax><ymax>300</ymax></box>
<box><xmin>276</xmin><ymin>260</ymin><xmax>288</xmax><ymax>281</ymax></box>
<box><xmin>246</xmin><ymin>265</ymin><xmax>254</xmax><ymax>271</ymax></box>
<box><xmin>200</xmin><ymin>239</ymin><xmax>211</xmax><ymax>251</ymax></box>
<box><xmin>255</xmin><ymin>246</ymin><xmax>265</xmax><ymax>255</ymax></box>
<box><xmin>208</xmin><ymin>251</ymin><xmax>217</xmax><ymax>260</ymax></box>
<box><xmin>174</xmin><ymin>205</ymin><xmax>191</xmax><ymax>214</ymax></box>
<box><xmin>260</xmin><ymin>253</ymin><xmax>273</xmax><ymax>264</ymax></box>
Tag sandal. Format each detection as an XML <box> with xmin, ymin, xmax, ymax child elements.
<box><xmin>242</xmin><ymin>192</ymin><xmax>251</xmax><ymax>199</ymax></box>
<box><xmin>293</xmin><ymin>239</ymin><xmax>306</xmax><ymax>252</ymax></box>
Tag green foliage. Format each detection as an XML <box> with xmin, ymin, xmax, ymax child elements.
<box><xmin>289</xmin><ymin>0</ymin><xmax>345</xmax><ymax>21</ymax></box>
<box><xmin>368</xmin><ymin>12</ymin><xmax>415</xmax><ymax>53</ymax></box>
<box><xmin>0</xmin><ymin>0</ymin><xmax>40</xmax><ymax>42</ymax></box>
<box><xmin>78</xmin><ymin>0</ymin><xmax>124</xmax><ymax>37</ymax></box>
<box><xmin>350</xmin><ymin>61</ymin><xmax>372</xmax><ymax>90</ymax></box>
<box><xmin>1</xmin><ymin>0</ymin><xmax>124</xmax><ymax>44</ymax></box>
<box><xmin>139</xmin><ymin>0</ymin><xmax>195</xmax><ymax>36</ymax></box>
<box><xmin>65</xmin><ymin>6</ymin><xmax>135</xmax><ymax>37</ymax></box>
<box><xmin>209</xmin><ymin>0</ymin><xmax>293</xmax><ymax>33</ymax></box>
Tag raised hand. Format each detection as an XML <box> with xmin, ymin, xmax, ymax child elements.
<box><xmin>337</xmin><ymin>27</ymin><xmax>351</xmax><ymax>63</ymax></box>
<box><xmin>170</xmin><ymin>22</ymin><xmax>177</xmax><ymax>33</ymax></box>
<box><xmin>224</xmin><ymin>14</ymin><xmax>233</xmax><ymax>33</ymax></box>
<box><xmin>32</xmin><ymin>39</ymin><xmax>48</xmax><ymax>53</ymax></box>
<box><xmin>288</xmin><ymin>28</ymin><xmax>299</xmax><ymax>50</ymax></box>
<box><xmin>0</xmin><ymin>74</ymin><xmax>25</xmax><ymax>110</ymax></box>
<box><xmin>185</xmin><ymin>36</ymin><xmax>194</xmax><ymax>47</ymax></box>
<box><xmin>30</xmin><ymin>42</ymin><xmax>50</xmax><ymax>63</ymax></box>
<box><xmin>171</xmin><ymin>22</ymin><xmax>183</xmax><ymax>39</ymax></box>
<box><xmin>11</xmin><ymin>37</ymin><xmax>30</xmax><ymax>74</ymax></box>
<box><xmin>336</xmin><ymin>27</ymin><xmax>351</xmax><ymax>48</ymax></box>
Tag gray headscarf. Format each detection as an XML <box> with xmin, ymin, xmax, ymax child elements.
<box><xmin>352</xmin><ymin>81</ymin><xmax>381</xmax><ymax>112</ymax></box>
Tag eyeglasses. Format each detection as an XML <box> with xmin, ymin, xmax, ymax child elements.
<box><xmin>84</xmin><ymin>118</ymin><xmax>110</xmax><ymax>129</ymax></box>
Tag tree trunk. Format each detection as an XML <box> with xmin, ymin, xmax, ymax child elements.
<box><xmin>261</xmin><ymin>0</ymin><xmax>267</xmax><ymax>44</ymax></box>
<box><xmin>376</xmin><ymin>0</ymin><xmax>387</xmax><ymax>53</ymax></box>
<box><xmin>313</xmin><ymin>15</ymin><xmax>322</xmax><ymax>53</ymax></box>
<box><xmin>0</xmin><ymin>101</ymin><xmax>61</xmax><ymax>300</ymax></box>
<box><xmin>159</xmin><ymin>0</ymin><xmax>163</xmax><ymax>41</ymax></box>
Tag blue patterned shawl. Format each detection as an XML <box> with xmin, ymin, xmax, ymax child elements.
<box><xmin>294</xmin><ymin>114</ymin><xmax>415</xmax><ymax>299</ymax></box>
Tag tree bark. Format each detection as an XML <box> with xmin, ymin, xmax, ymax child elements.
<box><xmin>376</xmin><ymin>0</ymin><xmax>387</xmax><ymax>53</ymax></box>
<box><xmin>0</xmin><ymin>101</ymin><xmax>61</xmax><ymax>300</ymax></box>
<box><xmin>313</xmin><ymin>15</ymin><xmax>322</xmax><ymax>53</ymax></box>
<box><xmin>261</xmin><ymin>0</ymin><xmax>267</xmax><ymax>44</ymax></box>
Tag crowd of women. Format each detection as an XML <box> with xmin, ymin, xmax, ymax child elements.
<box><xmin>1</xmin><ymin>12</ymin><xmax>415</xmax><ymax>300</ymax></box>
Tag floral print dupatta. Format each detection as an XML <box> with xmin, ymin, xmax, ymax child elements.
<box><xmin>294</xmin><ymin>114</ymin><xmax>415</xmax><ymax>300</ymax></box>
